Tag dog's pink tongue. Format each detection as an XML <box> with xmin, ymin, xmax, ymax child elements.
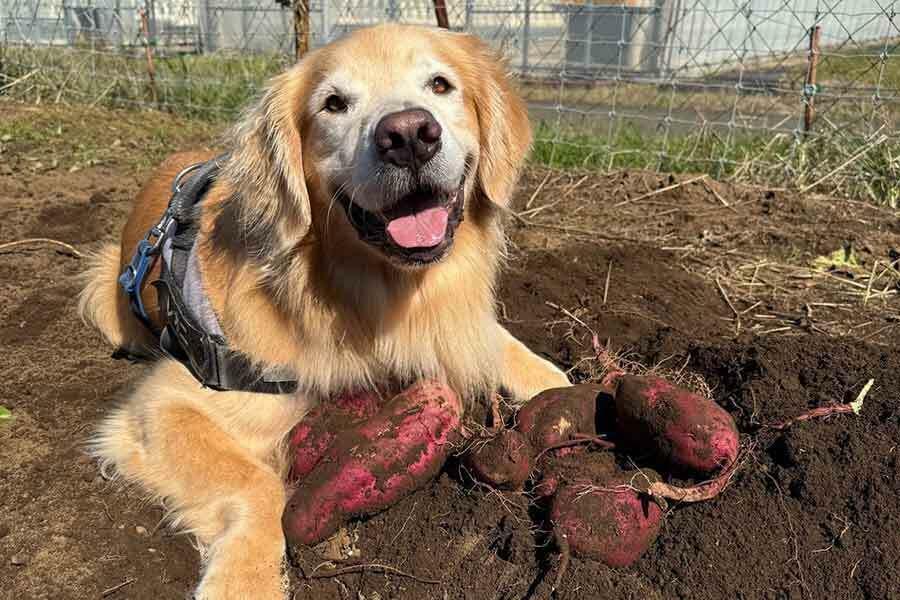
<box><xmin>386</xmin><ymin>207</ymin><xmax>449</xmax><ymax>249</ymax></box>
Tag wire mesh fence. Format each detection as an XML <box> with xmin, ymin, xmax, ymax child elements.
<box><xmin>2</xmin><ymin>1</ymin><xmax>899</xmax><ymax>204</ymax></box>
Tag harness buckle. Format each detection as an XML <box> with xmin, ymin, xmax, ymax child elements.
<box><xmin>117</xmin><ymin>203</ymin><xmax>177</xmax><ymax>328</ymax></box>
<box><xmin>117</xmin><ymin>238</ymin><xmax>159</xmax><ymax>327</ymax></box>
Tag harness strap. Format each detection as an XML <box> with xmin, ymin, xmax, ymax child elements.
<box><xmin>118</xmin><ymin>154</ymin><xmax>299</xmax><ymax>395</ymax></box>
<box><xmin>155</xmin><ymin>274</ymin><xmax>297</xmax><ymax>394</ymax></box>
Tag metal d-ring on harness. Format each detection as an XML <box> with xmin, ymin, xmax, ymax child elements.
<box><xmin>118</xmin><ymin>156</ymin><xmax>298</xmax><ymax>395</ymax></box>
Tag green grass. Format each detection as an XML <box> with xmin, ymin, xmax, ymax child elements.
<box><xmin>1</xmin><ymin>46</ymin><xmax>286</xmax><ymax>120</ymax></box>
<box><xmin>531</xmin><ymin>121</ymin><xmax>900</xmax><ymax>207</ymax></box>
<box><xmin>815</xmin><ymin>43</ymin><xmax>900</xmax><ymax>91</ymax></box>
<box><xmin>532</xmin><ymin>122</ymin><xmax>780</xmax><ymax>174</ymax></box>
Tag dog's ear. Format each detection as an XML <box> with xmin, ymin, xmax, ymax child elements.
<box><xmin>221</xmin><ymin>62</ymin><xmax>314</xmax><ymax>253</ymax></box>
<box><xmin>458</xmin><ymin>35</ymin><xmax>532</xmax><ymax>207</ymax></box>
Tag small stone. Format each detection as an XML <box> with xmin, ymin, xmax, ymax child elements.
<box><xmin>148</xmin><ymin>548</ymin><xmax>156</xmax><ymax>553</ymax></box>
<box><xmin>0</xmin><ymin>524</ymin><xmax>10</xmax><ymax>539</ymax></box>
<box><xmin>135</xmin><ymin>526</ymin><xmax>148</xmax><ymax>536</ymax></box>
<box><xmin>10</xmin><ymin>554</ymin><xmax>27</xmax><ymax>566</ymax></box>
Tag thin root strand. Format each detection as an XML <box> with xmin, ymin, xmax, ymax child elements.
<box><xmin>551</xmin><ymin>531</ymin><xmax>571</xmax><ymax>597</ymax></box>
<box><xmin>765</xmin><ymin>404</ymin><xmax>858</xmax><ymax>431</ymax></box>
<box><xmin>307</xmin><ymin>563</ymin><xmax>440</xmax><ymax>585</ymax></box>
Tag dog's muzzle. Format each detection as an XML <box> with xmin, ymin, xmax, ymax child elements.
<box><xmin>337</xmin><ymin>176</ymin><xmax>466</xmax><ymax>266</ymax></box>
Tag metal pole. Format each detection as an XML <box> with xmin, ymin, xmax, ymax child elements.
<box><xmin>803</xmin><ymin>25</ymin><xmax>821</xmax><ymax>136</ymax></box>
<box><xmin>522</xmin><ymin>0</ymin><xmax>531</xmax><ymax>73</ymax></box>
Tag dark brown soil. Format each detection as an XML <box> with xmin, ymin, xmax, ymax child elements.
<box><xmin>1</xmin><ymin>104</ymin><xmax>898</xmax><ymax>600</ymax></box>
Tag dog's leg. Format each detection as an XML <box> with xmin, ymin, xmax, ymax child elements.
<box><xmin>495</xmin><ymin>324</ymin><xmax>571</xmax><ymax>402</ymax></box>
<box><xmin>93</xmin><ymin>361</ymin><xmax>306</xmax><ymax>600</ymax></box>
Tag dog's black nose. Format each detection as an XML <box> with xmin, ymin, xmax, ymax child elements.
<box><xmin>374</xmin><ymin>108</ymin><xmax>442</xmax><ymax>169</ymax></box>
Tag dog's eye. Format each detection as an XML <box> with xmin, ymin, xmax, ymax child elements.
<box><xmin>430</xmin><ymin>76</ymin><xmax>453</xmax><ymax>95</ymax></box>
<box><xmin>324</xmin><ymin>94</ymin><xmax>349</xmax><ymax>113</ymax></box>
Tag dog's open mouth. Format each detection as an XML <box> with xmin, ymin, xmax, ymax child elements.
<box><xmin>337</xmin><ymin>178</ymin><xmax>465</xmax><ymax>265</ymax></box>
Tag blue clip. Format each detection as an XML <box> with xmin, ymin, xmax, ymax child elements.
<box><xmin>118</xmin><ymin>160</ymin><xmax>204</xmax><ymax>330</ymax></box>
<box><xmin>118</xmin><ymin>238</ymin><xmax>159</xmax><ymax>326</ymax></box>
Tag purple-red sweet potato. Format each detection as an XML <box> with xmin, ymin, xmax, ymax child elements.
<box><xmin>286</xmin><ymin>389</ymin><xmax>386</xmax><ymax>483</ymax></box>
<box><xmin>610</xmin><ymin>374</ymin><xmax>739</xmax><ymax>474</ymax></box>
<box><xmin>282</xmin><ymin>381</ymin><xmax>462</xmax><ymax>546</ymax></box>
<box><xmin>515</xmin><ymin>384</ymin><xmax>605</xmax><ymax>454</ymax></box>
<box><xmin>550</xmin><ymin>470</ymin><xmax>662</xmax><ymax>567</ymax></box>
<box><xmin>463</xmin><ymin>429</ymin><xmax>534</xmax><ymax>490</ymax></box>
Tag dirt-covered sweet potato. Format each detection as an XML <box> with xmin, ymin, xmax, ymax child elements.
<box><xmin>462</xmin><ymin>429</ymin><xmax>534</xmax><ymax>490</ymax></box>
<box><xmin>610</xmin><ymin>374</ymin><xmax>739</xmax><ymax>474</ymax></box>
<box><xmin>550</xmin><ymin>470</ymin><xmax>663</xmax><ymax>567</ymax></box>
<box><xmin>282</xmin><ymin>381</ymin><xmax>462</xmax><ymax>546</ymax></box>
<box><xmin>286</xmin><ymin>389</ymin><xmax>385</xmax><ymax>484</ymax></box>
<box><xmin>515</xmin><ymin>384</ymin><xmax>606</xmax><ymax>453</ymax></box>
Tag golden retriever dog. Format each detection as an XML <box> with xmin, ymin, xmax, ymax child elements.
<box><xmin>79</xmin><ymin>23</ymin><xmax>570</xmax><ymax>599</ymax></box>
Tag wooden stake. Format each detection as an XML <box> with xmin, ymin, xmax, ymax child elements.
<box><xmin>138</xmin><ymin>8</ymin><xmax>158</xmax><ymax>105</ymax></box>
<box><xmin>293</xmin><ymin>0</ymin><xmax>310</xmax><ymax>60</ymax></box>
<box><xmin>803</xmin><ymin>25</ymin><xmax>821</xmax><ymax>136</ymax></box>
<box><xmin>433</xmin><ymin>0</ymin><xmax>450</xmax><ymax>29</ymax></box>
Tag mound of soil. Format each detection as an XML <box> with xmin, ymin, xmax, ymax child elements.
<box><xmin>1</xmin><ymin>105</ymin><xmax>897</xmax><ymax>600</ymax></box>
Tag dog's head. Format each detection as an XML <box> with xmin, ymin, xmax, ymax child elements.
<box><xmin>223</xmin><ymin>24</ymin><xmax>531</xmax><ymax>269</ymax></box>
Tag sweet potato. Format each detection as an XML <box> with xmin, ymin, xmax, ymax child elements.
<box><xmin>611</xmin><ymin>374</ymin><xmax>739</xmax><ymax>474</ymax></box>
<box><xmin>462</xmin><ymin>429</ymin><xmax>534</xmax><ymax>490</ymax></box>
<box><xmin>282</xmin><ymin>381</ymin><xmax>462</xmax><ymax>546</ymax></box>
<box><xmin>515</xmin><ymin>384</ymin><xmax>606</xmax><ymax>453</ymax></box>
<box><xmin>550</xmin><ymin>470</ymin><xmax>663</xmax><ymax>567</ymax></box>
<box><xmin>286</xmin><ymin>389</ymin><xmax>385</xmax><ymax>483</ymax></box>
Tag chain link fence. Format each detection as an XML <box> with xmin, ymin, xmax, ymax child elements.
<box><xmin>2</xmin><ymin>1</ymin><xmax>899</xmax><ymax>204</ymax></box>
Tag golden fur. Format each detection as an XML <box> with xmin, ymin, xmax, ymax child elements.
<box><xmin>80</xmin><ymin>24</ymin><xmax>569</xmax><ymax>599</ymax></box>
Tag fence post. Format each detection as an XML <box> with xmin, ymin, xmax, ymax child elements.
<box><xmin>138</xmin><ymin>7</ymin><xmax>158</xmax><ymax>105</ymax></box>
<box><xmin>803</xmin><ymin>25</ymin><xmax>821</xmax><ymax>136</ymax></box>
<box><xmin>294</xmin><ymin>0</ymin><xmax>310</xmax><ymax>59</ymax></box>
<box><xmin>522</xmin><ymin>0</ymin><xmax>531</xmax><ymax>73</ymax></box>
<box><xmin>433</xmin><ymin>0</ymin><xmax>450</xmax><ymax>29</ymax></box>
<box><xmin>464</xmin><ymin>0</ymin><xmax>473</xmax><ymax>31</ymax></box>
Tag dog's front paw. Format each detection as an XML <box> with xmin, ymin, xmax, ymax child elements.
<box><xmin>194</xmin><ymin>533</ymin><xmax>287</xmax><ymax>600</ymax></box>
<box><xmin>508</xmin><ymin>355</ymin><xmax>572</xmax><ymax>403</ymax></box>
